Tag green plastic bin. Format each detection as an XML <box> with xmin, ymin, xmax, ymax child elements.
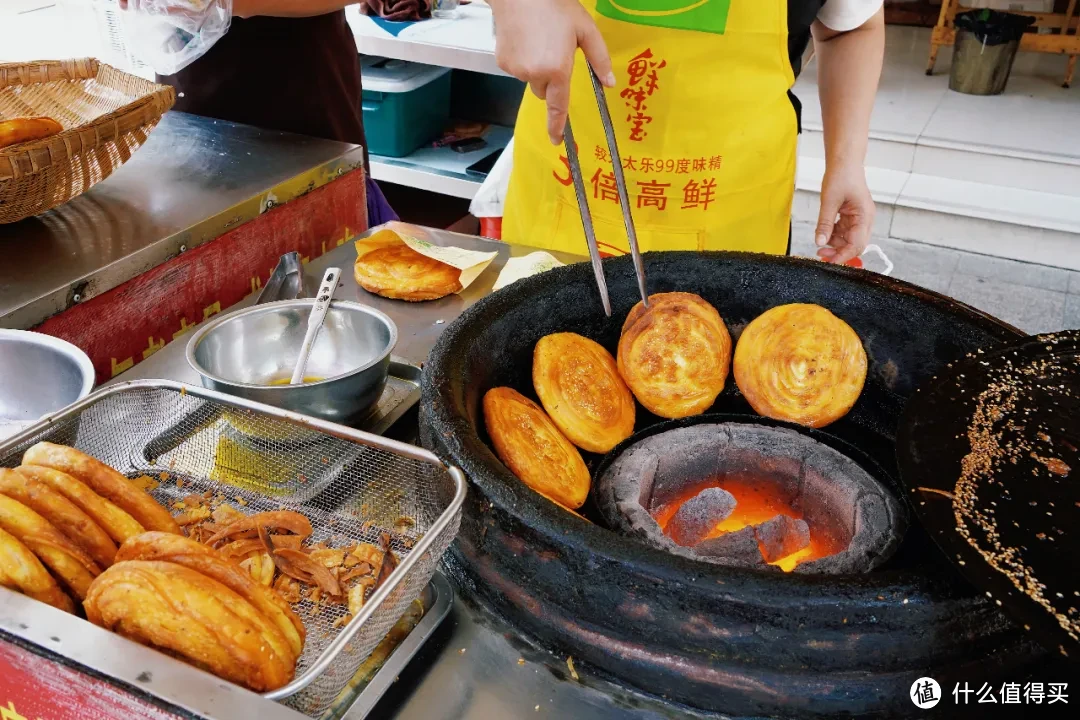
<box><xmin>361</xmin><ymin>57</ymin><xmax>452</xmax><ymax>158</ymax></box>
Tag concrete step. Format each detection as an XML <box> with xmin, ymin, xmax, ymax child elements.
<box><xmin>795</xmin><ymin>129</ymin><xmax>1080</xmax><ymax>271</ymax></box>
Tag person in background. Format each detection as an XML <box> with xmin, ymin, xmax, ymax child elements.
<box><xmin>123</xmin><ymin>0</ymin><xmax>399</xmax><ymax>225</ymax></box>
<box><xmin>490</xmin><ymin>0</ymin><xmax>885</xmax><ymax>264</ymax></box>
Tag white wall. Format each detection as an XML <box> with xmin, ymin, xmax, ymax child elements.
<box><xmin>0</xmin><ymin>0</ymin><xmax>153</xmax><ymax>79</ymax></box>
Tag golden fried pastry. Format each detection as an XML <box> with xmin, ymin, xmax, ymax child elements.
<box><xmin>533</xmin><ymin>333</ymin><xmax>635</xmax><ymax>453</ymax></box>
<box><xmin>0</xmin><ymin>117</ymin><xmax>63</xmax><ymax>149</ymax></box>
<box><xmin>22</xmin><ymin>443</ymin><xmax>180</xmax><ymax>535</ymax></box>
<box><xmin>0</xmin><ymin>468</ymin><xmax>117</xmax><ymax>568</ymax></box>
<box><xmin>85</xmin><ymin>561</ymin><xmax>295</xmax><ymax>692</ymax></box>
<box><xmin>16</xmin><ymin>465</ymin><xmax>144</xmax><ymax>543</ymax></box>
<box><xmin>617</xmin><ymin>292</ymin><xmax>732</xmax><ymax>419</ymax></box>
<box><xmin>0</xmin><ymin>493</ymin><xmax>100</xmax><ymax>599</ymax></box>
<box><xmin>116</xmin><ymin>532</ymin><xmax>305</xmax><ymax>659</ymax></box>
<box><xmin>483</xmin><ymin>387</ymin><xmax>590</xmax><ymax>509</ymax></box>
<box><xmin>0</xmin><ymin>526</ymin><xmax>74</xmax><ymax>613</ymax></box>
<box><xmin>354</xmin><ymin>241</ymin><xmax>462</xmax><ymax>302</ymax></box>
<box><xmin>733</xmin><ymin>303</ymin><xmax>867</xmax><ymax>428</ymax></box>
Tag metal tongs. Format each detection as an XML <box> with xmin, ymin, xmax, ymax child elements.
<box><xmin>563</xmin><ymin>67</ymin><xmax>649</xmax><ymax>316</ymax></box>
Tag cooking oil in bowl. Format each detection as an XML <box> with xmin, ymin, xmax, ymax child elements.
<box><xmin>265</xmin><ymin>376</ymin><xmax>324</xmax><ymax>386</ymax></box>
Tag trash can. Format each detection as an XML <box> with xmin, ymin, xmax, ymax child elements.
<box><xmin>949</xmin><ymin>10</ymin><xmax>1036</xmax><ymax>96</ymax></box>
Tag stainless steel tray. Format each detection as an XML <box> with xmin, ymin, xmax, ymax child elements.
<box><xmin>356</xmin><ymin>359</ymin><xmax>422</xmax><ymax>437</ymax></box>
<box><xmin>0</xmin><ymin>380</ymin><xmax>466</xmax><ymax>718</ymax></box>
<box><xmin>324</xmin><ymin>571</ymin><xmax>453</xmax><ymax>720</ymax></box>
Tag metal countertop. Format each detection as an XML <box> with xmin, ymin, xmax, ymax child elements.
<box><xmin>1</xmin><ymin>112</ymin><xmax>365</xmax><ymax>331</ymax></box>
<box><xmin>113</xmin><ymin>225</ymin><xmax>706</xmax><ymax>720</ymax></box>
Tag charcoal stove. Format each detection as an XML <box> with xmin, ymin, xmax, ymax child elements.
<box><xmin>419</xmin><ymin>251</ymin><xmax>1047</xmax><ymax>719</ymax></box>
<box><xmin>594</xmin><ymin>418</ymin><xmax>907</xmax><ymax>574</ymax></box>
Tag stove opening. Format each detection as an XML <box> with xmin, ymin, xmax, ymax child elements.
<box><xmin>596</xmin><ymin>423</ymin><xmax>906</xmax><ymax>574</ymax></box>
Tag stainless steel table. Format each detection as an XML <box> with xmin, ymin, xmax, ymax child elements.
<box><xmin>114</xmin><ymin>226</ymin><xmax>709</xmax><ymax>720</ymax></box>
<box><xmin>1</xmin><ymin>112</ymin><xmax>364</xmax><ymax>331</ymax></box>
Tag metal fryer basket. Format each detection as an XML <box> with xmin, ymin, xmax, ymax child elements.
<box><xmin>0</xmin><ymin>380</ymin><xmax>466</xmax><ymax>718</ymax></box>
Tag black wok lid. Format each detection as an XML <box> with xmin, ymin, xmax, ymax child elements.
<box><xmin>897</xmin><ymin>330</ymin><xmax>1080</xmax><ymax>659</ymax></box>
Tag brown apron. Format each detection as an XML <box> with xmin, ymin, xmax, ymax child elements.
<box><xmin>159</xmin><ymin>11</ymin><xmax>368</xmax><ymax>164</ymax></box>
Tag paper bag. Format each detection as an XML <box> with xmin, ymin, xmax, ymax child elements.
<box><xmin>355</xmin><ymin>224</ymin><xmax>498</xmax><ymax>294</ymax></box>
<box><xmin>492</xmin><ymin>251</ymin><xmax>565</xmax><ymax>291</ymax></box>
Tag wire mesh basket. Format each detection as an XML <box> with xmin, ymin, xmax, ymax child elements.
<box><xmin>0</xmin><ymin>380</ymin><xmax>465</xmax><ymax>717</ymax></box>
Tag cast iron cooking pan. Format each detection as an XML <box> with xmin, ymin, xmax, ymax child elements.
<box><xmin>898</xmin><ymin>330</ymin><xmax>1080</xmax><ymax>660</ymax></box>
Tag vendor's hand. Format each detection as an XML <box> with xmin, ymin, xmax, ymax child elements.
<box><xmin>490</xmin><ymin>0</ymin><xmax>615</xmax><ymax>145</ymax></box>
<box><xmin>815</xmin><ymin>165</ymin><xmax>874</xmax><ymax>264</ymax></box>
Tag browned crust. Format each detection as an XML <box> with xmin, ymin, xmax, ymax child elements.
<box><xmin>354</xmin><ymin>244</ymin><xmax>463</xmax><ymax>301</ymax></box>
<box><xmin>482</xmin><ymin>387</ymin><xmax>590</xmax><ymax>509</ymax></box>
<box><xmin>0</xmin><ymin>526</ymin><xmax>75</xmax><ymax>613</ymax></box>
<box><xmin>533</xmin><ymin>332</ymin><xmax>635</xmax><ymax>453</ymax></box>
<box><xmin>0</xmin><ymin>468</ymin><xmax>117</xmax><ymax>568</ymax></box>
<box><xmin>116</xmin><ymin>532</ymin><xmax>305</xmax><ymax>658</ymax></box>
<box><xmin>617</xmin><ymin>293</ymin><xmax>732</xmax><ymax>419</ymax></box>
<box><xmin>0</xmin><ymin>493</ymin><xmax>101</xmax><ymax>599</ymax></box>
<box><xmin>16</xmin><ymin>465</ymin><xmax>144</xmax><ymax>544</ymax></box>
<box><xmin>733</xmin><ymin>303</ymin><xmax>867</xmax><ymax>428</ymax></box>
<box><xmin>85</xmin><ymin>561</ymin><xmax>295</xmax><ymax>692</ymax></box>
<box><xmin>22</xmin><ymin>443</ymin><xmax>180</xmax><ymax>535</ymax></box>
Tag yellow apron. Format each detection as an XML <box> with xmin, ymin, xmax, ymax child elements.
<box><xmin>502</xmin><ymin>0</ymin><xmax>796</xmax><ymax>256</ymax></box>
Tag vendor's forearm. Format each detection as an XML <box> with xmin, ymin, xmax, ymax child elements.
<box><xmin>232</xmin><ymin>0</ymin><xmax>356</xmax><ymax>18</ymax></box>
<box><xmin>812</xmin><ymin>8</ymin><xmax>885</xmax><ymax>170</ymax></box>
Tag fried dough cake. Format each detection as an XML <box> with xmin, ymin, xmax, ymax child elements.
<box><xmin>0</xmin><ymin>493</ymin><xmax>100</xmax><ymax>599</ymax></box>
<box><xmin>16</xmin><ymin>464</ymin><xmax>144</xmax><ymax>544</ymax></box>
<box><xmin>533</xmin><ymin>333</ymin><xmax>635</xmax><ymax>453</ymax></box>
<box><xmin>617</xmin><ymin>292</ymin><xmax>732</xmax><ymax>419</ymax></box>
<box><xmin>482</xmin><ymin>387</ymin><xmax>590</xmax><ymax>509</ymax></box>
<box><xmin>116</xmin><ymin>532</ymin><xmax>305</xmax><ymax>659</ymax></box>
<box><xmin>0</xmin><ymin>468</ymin><xmax>117</xmax><ymax>568</ymax></box>
<box><xmin>85</xmin><ymin>560</ymin><xmax>296</xmax><ymax>692</ymax></box>
<box><xmin>733</xmin><ymin>303</ymin><xmax>866</xmax><ymax>428</ymax></box>
<box><xmin>0</xmin><ymin>526</ymin><xmax>74</xmax><ymax>612</ymax></box>
<box><xmin>354</xmin><ymin>234</ymin><xmax>462</xmax><ymax>301</ymax></box>
<box><xmin>22</xmin><ymin>443</ymin><xmax>179</xmax><ymax>535</ymax></box>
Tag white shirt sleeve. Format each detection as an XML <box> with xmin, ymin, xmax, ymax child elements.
<box><xmin>816</xmin><ymin>0</ymin><xmax>883</xmax><ymax>32</ymax></box>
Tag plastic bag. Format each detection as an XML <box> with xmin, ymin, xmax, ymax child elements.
<box><xmin>120</xmin><ymin>0</ymin><xmax>233</xmax><ymax>76</ymax></box>
<box><xmin>954</xmin><ymin>9</ymin><xmax>1035</xmax><ymax>46</ymax></box>
<box><xmin>469</xmin><ymin>137</ymin><xmax>514</xmax><ymax>219</ymax></box>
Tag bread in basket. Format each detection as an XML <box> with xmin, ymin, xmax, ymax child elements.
<box><xmin>0</xmin><ymin>58</ymin><xmax>175</xmax><ymax>224</ymax></box>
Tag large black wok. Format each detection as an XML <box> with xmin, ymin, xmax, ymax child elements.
<box><xmin>420</xmin><ymin>252</ymin><xmax>1044</xmax><ymax>719</ymax></box>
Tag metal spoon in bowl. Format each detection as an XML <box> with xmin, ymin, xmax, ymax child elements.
<box><xmin>289</xmin><ymin>267</ymin><xmax>341</xmax><ymax>385</ymax></box>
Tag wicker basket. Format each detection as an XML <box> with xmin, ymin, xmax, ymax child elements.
<box><xmin>0</xmin><ymin>58</ymin><xmax>175</xmax><ymax>224</ymax></box>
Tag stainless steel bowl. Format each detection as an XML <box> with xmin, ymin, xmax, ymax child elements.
<box><xmin>186</xmin><ymin>300</ymin><xmax>398</xmax><ymax>423</ymax></box>
<box><xmin>0</xmin><ymin>330</ymin><xmax>95</xmax><ymax>439</ymax></box>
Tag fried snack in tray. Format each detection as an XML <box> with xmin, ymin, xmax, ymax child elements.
<box><xmin>184</xmin><ymin>498</ymin><xmax>399</xmax><ymax>627</ymax></box>
<box><xmin>733</xmin><ymin>303</ymin><xmax>867</xmax><ymax>428</ymax></box>
<box><xmin>116</xmin><ymin>532</ymin><xmax>306</xmax><ymax>659</ymax></box>
<box><xmin>482</xmin><ymin>386</ymin><xmax>590</xmax><ymax>509</ymax></box>
<box><xmin>22</xmin><ymin>443</ymin><xmax>180</xmax><ymax>534</ymax></box>
<box><xmin>0</xmin><ymin>468</ymin><xmax>117</xmax><ymax>568</ymax></box>
<box><xmin>16</xmin><ymin>465</ymin><xmax>145</xmax><ymax>544</ymax></box>
<box><xmin>617</xmin><ymin>292</ymin><xmax>732</xmax><ymax>419</ymax></box>
<box><xmin>533</xmin><ymin>332</ymin><xmax>635</xmax><ymax>454</ymax></box>
<box><xmin>0</xmin><ymin>493</ymin><xmax>100</xmax><ymax>600</ymax></box>
<box><xmin>0</xmin><ymin>526</ymin><xmax>75</xmax><ymax>613</ymax></box>
<box><xmin>0</xmin><ymin>117</ymin><xmax>63</xmax><ymax>149</ymax></box>
<box><xmin>84</xmin><ymin>561</ymin><xmax>296</xmax><ymax>692</ymax></box>
<box><xmin>354</xmin><ymin>243</ymin><xmax>463</xmax><ymax>302</ymax></box>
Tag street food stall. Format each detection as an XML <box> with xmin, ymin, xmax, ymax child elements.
<box><xmin>1</xmin><ymin>68</ymin><xmax>1076</xmax><ymax>720</ymax></box>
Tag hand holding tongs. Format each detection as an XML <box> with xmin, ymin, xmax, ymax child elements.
<box><xmin>563</xmin><ymin>67</ymin><xmax>649</xmax><ymax>317</ymax></box>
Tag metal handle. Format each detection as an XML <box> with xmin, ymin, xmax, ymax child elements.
<box><xmin>562</xmin><ymin>65</ymin><xmax>651</xmax><ymax>317</ymax></box>
<box><xmin>563</xmin><ymin>120</ymin><xmax>612</xmax><ymax>317</ymax></box>
<box><xmin>586</xmin><ymin>67</ymin><xmax>649</xmax><ymax>309</ymax></box>
<box><xmin>290</xmin><ymin>266</ymin><xmax>340</xmax><ymax>384</ymax></box>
